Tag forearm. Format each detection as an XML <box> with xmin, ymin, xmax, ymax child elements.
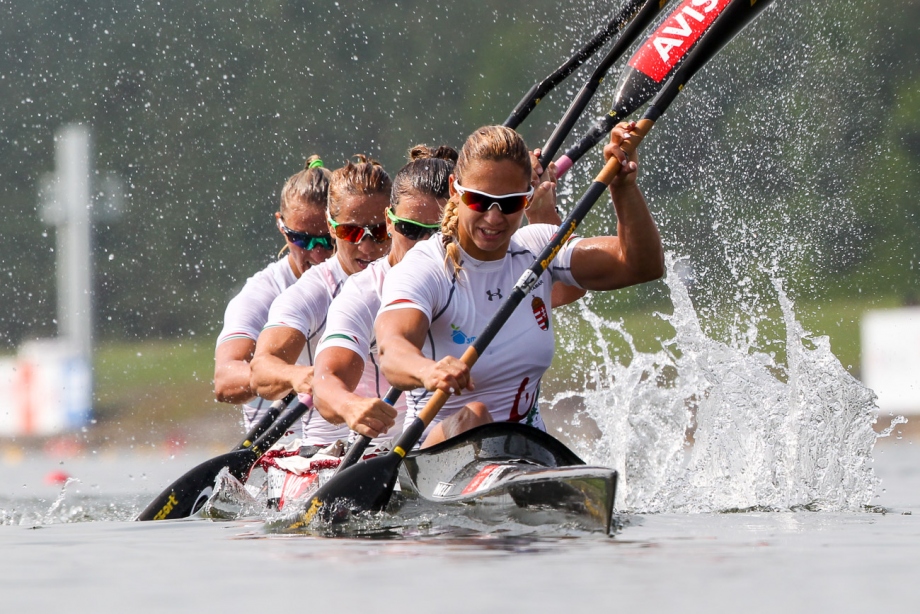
<box><xmin>214</xmin><ymin>359</ymin><xmax>256</xmax><ymax>404</ymax></box>
<box><xmin>379</xmin><ymin>337</ymin><xmax>436</xmax><ymax>391</ymax></box>
<box><xmin>610</xmin><ymin>182</ymin><xmax>664</xmax><ymax>281</ymax></box>
<box><xmin>249</xmin><ymin>354</ymin><xmax>311</xmax><ymax>400</ymax></box>
<box><xmin>313</xmin><ymin>378</ymin><xmax>354</xmax><ymax>425</ymax></box>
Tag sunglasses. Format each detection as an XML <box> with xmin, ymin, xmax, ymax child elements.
<box><xmin>387</xmin><ymin>207</ymin><xmax>440</xmax><ymax>241</ymax></box>
<box><xmin>454</xmin><ymin>182</ymin><xmax>534</xmax><ymax>214</ymax></box>
<box><xmin>277</xmin><ymin>218</ymin><xmax>334</xmax><ymax>251</ymax></box>
<box><xmin>327</xmin><ymin>217</ymin><xmax>390</xmax><ymax>244</ymax></box>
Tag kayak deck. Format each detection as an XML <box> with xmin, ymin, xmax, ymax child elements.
<box><xmin>398</xmin><ymin>422</ymin><xmax>617</xmax><ymax>533</ymax></box>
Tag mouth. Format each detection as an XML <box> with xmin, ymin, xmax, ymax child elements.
<box><xmin>355</xmin><ymin>257</ymin><xmax>375</xmax><ymax>270</ymax></box>
<box><xmin>477</xmin><ymin>227</ymin><xmax>505</xmax><ymax>240</ymax></box>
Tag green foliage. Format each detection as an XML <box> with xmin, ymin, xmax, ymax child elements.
<box><xmin>0</xmin><ymin>0</ymin><xmax>918</xmax><ymax>352</ymax></box>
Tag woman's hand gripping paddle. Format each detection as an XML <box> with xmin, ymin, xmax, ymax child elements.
<box><xmin>330</xmin><ymin>386</ymin><xmax>403</xmax><ymax>476</ymax></box>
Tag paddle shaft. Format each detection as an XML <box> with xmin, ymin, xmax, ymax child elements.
<box><xmin>247</xmin><ymin>395</ymin><xmax>311</xmax><ymax>457</ymax></box>
<box><xmin>555</xmin><ymin>0</ymin><xmax>775</xmax><ymax>176</ymax></box>
<box><xmin>537</xmin><ymin>0</ymin><xmax>671</xmax><ymax>167</ymax></box>
<box><xmin>233</xmin><ymin>392</ymin><xmax>296</xmax><ymax>450</ymax></box>
<box><xmin>503</xmin><ymin>0</ymin><xmax>653</xmax><ymax>129</ymax></box>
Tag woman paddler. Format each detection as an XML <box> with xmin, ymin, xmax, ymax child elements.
<box><xmin>375</xmin><ymin>123</ymin><xmax>664</xmax><ymax>448</ymax></box>
<box><xmin>311</xmin><ymin>143</ymin><xmax>584</xmax><ymax>443</ymax></box>
<box><xmin>213</xmin><ymin>157</ymin><xmax>334</xmax><ymax>434</ymax></box>
<box><xmin>249</xmin><ymin>156</ymin><xmax>392</xmax><ymax>446</ymax></box>
<box><xmin>310</xmin><ymin>145</ymin><xmax>457</xmax><ymax>442</ymax></box>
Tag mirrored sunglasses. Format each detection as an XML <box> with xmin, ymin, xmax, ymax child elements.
<box><xmin>327</xmin><ymin>217</ymin><xmax>390</xmax><ymax>244</ymax></box>
<box><xmin>387</xmin><ymin>207</ymin><xmax>440</xmax><ymax>241</ymax></box>
<box><xmin>454</xmin><ymin>182</ymin><xmax>534</xmax><ymax>214</ymax></box>
<box><xmin>278</xmin><ymin>218</ymin><xmax>334</xmax><ymax>251</ymax></box>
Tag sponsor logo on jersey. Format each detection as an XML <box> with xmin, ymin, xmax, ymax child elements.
<box><xmin>450</xmin><ymin>324</ymin><xmax>476</xmax><ymax>344</ymax></box>
<box><xmin>486</xmin><ymin>288</ymin><xmax>503</xmax><ymax>301</ymax></box>
<box><xmin>532</xmin><ymin>296</ymin><xmax>549</xmax><ymax>331</ymax></box>
<box><xmin>628</xmin><ymin>0</ymin><xmax>730</xmax><ymax>82</ymax></box>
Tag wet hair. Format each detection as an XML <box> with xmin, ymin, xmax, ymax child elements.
<box><xmin>279</xmin><ymin>155</ymin><xmax>331</xmax><ymax>219</ymax></box>
<box><xmin>442</xmin><ymin>126</ymin><xmax>531</xmax><ymax>275</ymax></box>
<box><xmin>390</xmin><ymin>144</ymin><xmax>458</xmax><ymax>207</ymax></box>
<box><xmin>327</xmin><ymin>154</ymin><xmax>392</xmax><ymax>218</ymax></box>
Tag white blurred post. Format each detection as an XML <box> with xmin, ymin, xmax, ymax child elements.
<box><xmin>56</xmin><ymin>124</ymin><xmax>94</xmax><ymax>362</ymax></box>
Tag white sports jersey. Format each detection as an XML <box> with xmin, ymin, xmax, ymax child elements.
<box><xmin>315</xmin><ymin>256</ymin><xmax>407</xmax><ymax>442</ymax></box>
<box><xmin>264</xmin><ymin>255</ymin><xmax>351</xmax><ymax>445</ymax></box>
<box><xmin>378</xmin><ymin>225</ymin><xmax>582</xmax><ymax>432</ymax></box>
<box><xmin>216</xmin><ymin>257</ymin><xmax>298</xmax><ymax>431</ymax></box>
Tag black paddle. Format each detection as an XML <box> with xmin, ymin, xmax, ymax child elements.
<box><xmin>233</xmin><ymin>392</ymin><xmax>296</xmax><ymax>450</ymax></box>
<box><xmin>136</xmin><ymin>393</ymin><xmax>310</xmax><ymax>521</ymax></box>
<box><xmin>503</xmin><ymin>0</ymin><xmax>664</xmax><ymax>130</ymax></box>
<box><xmin>536</xmin><ymin>0</ymin><xmax>673</xmax><ymax>167</ymax></box>
<box><xmin>283</xmin><ymin>135</ymin><xmax>652</xmax><ymax>530</ymax></box>
<box><xmin>553</xmin><ymin>0</ymin><xmax>776</xmax><ymax>176</ymax></box>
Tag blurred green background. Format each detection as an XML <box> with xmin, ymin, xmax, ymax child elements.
<box><xmin>1</xmin><ymin>0</ymin><xmax>918</xmax><ymax>444</ymax></box>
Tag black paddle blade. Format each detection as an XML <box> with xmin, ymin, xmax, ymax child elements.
<box><xmin>283</xmin><ymin>451</ymin><xmax>403</xmax><ymax>531</ymax></box>
<box><xmin>136</xmin><ymin>448</ymin><xmax>256</xmax><ymax>521</ymax></box>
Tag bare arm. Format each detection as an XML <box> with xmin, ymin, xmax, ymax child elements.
<box><xmin>214</xmin><ymin>338</ymin><xmax>257</xmax><ymax>403</ymax></box>
<box><xmin>570</xmin><ymin>123</ymin><xmax>664</xmax><ymax>291</ymax></box>
<box><xmin>249</xmin><ymin>326</ymin><xmax>313</xmax><ymax>400</ymax></box>
<box><xmin>312</xmin><ymin>347</ymin><xmax>397</xmax><ymax>438</ymax></box>
<box><xmin>376</xmin><ymin>309</ymin><xmax>473</xmax><ymax>396</ymax></box>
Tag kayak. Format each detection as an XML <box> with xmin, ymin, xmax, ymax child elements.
<box><xmin>233</xmin><ymin>422</ymin><xmax>617</xmax><ymax>534</ymax></box>
<box><xmin>397</xmin><ymin>422</ymin><xmax>618</xmax><ymax>534</ymax></box>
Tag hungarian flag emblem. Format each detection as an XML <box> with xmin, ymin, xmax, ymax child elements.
<box><xmin>532</xmin><ymin>296</ymin><xmax>548</xmax><ymax>331</ymax></box>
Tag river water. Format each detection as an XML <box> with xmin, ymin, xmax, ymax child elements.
<box><xmin>3</xmin><ymin>260</ymin><xmax>917</xmax><ymax>611</ymax></box>
<box><xmin>0</xmin><ymin>438</ymin><xmax>916</xmax><ymax>612</ymax></box>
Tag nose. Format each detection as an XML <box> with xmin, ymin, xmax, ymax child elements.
<box><xmin>482</xmin><ymin>207</ymin><xmax>505</xmax><ymax>224</ymax></box>
<box><xmin>308</xmin><ymin>247</ymin><xmax>330</xmax><ymax>264</ymax></box>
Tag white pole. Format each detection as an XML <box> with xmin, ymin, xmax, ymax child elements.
<box><xmin>55</xmin><ymin>124</ymin><xmax>93</xmax><ymax>362</ymax></box>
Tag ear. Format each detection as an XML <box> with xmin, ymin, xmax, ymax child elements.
<box><xmin>275</xmin><ymin>212</ymin><xmax>287</xmax><ymax>238</ymax></box>
<box><xmin>448</xmin><ymin>174</ymin><xmax>457</xmax><ymax>198</ymax></box>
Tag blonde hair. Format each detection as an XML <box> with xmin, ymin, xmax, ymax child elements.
<box><xmin>442</xmin><ymin>126</ymin><xmax>531</xmax><ymax>275</ymax></box>
<box><xmin>328</xmin><ymin>154</ymin><xmax>391</xmax><ymax>218</ymax></box>
<box><xmin>279</xmin><ymin>154</ymin><xmax>330</xmax><ymax>219</ymax></box>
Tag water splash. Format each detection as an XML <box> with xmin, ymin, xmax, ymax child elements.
<box><xmin>0</xmin><ymin>477</ymin><xmax>141</xmax><ymax>525</ymax></box>
<box><xmin>558</xmin><ymin>254</ymin><xmax>881</xmax><ymax>514</ymax></box>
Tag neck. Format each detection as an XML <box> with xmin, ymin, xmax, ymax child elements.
<box><xmin>336</xmin><ymin>251</ymin><xmax>354</xmax><ymax>275</ymax></box>
<box><xmin>287</xmin><ymin>253</ymin><xmax>304</xmax><ymax>278</ymax></box>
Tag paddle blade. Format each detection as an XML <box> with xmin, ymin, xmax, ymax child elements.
<box><xmin>556</xmin><ymin>0</ymin><xmax>736</xmax><ymax>176</ymax></box>
<box><xmin>136</xmin><ymin>449</ymin><xmax>256</xmax><ymax>521</ymax></box>
<box><xmin>283</xmin><ymin>451</ymin><xmax>403</xmax><ymax>530</ymax></box>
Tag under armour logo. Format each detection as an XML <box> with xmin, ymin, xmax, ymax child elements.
<box><xmin>486</xmin><ymin>288</ymin><xmax>503</xmax><ymax>301</ymax></box>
